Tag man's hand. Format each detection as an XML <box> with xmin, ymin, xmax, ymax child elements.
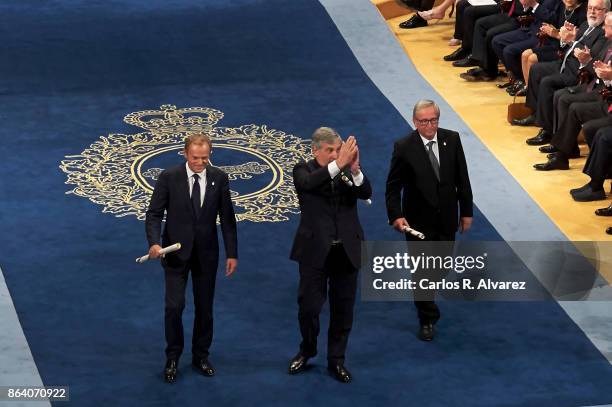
<box><xmin>148</xmin><ymin>244</ymin><xmax>163</xmax><ymax>259</ymax></box>
<box><xmin>520</xmin><ymin>0</ymin><xmax>537</xmax><ymax>9</ymax></box>
<box><xmin>350</xmin><ymin>146</ymin><xmax>361</xmax><ymax>175</ymax></box>
<box><xmin>459</xmin><ymin>217</ymin><xmax>473</xmax><ymax>233</ymax></box>
<box><xmin>392</xmin><ymin>217</ymin><xmax>410</xmax><ymax>233</ymax></box>
<box><xmin>225</xmin><ymin>258</ymin><xmax>238</xmax><ymax>276</ymax></box>
<box><xmin>560</xmin><ymin>21</ymin><xmax>576</xmax><ymax>42</ymax></box>
<box><xmin>594</xmin><ymin>60</ymin><xmax>612</xmax><ymax>80</ymax></box>
<box><xmin>336</xmin><ymin>136</ymin><xmax>357</xmax><ymax>169</ymax></box>
<box><xmin>574</xmin><ymin>46</ymin><xmax>592</xmax><ymax>65</ymax></box>
<box><xmin>539</xmin><ymin>23</ymin><xmax>555</xmax><ymax>37</ymax></box>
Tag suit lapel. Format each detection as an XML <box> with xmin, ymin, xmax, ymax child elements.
<box><xmin>437</xmin><ymin>130</ymin><xmax>450</xmax><ymax>184</ymax></box>
<box><xmin>178</xmin><ymin>165</ymin><xmax>194</xmax><ymax>219</ymax></box>
<box><xmin>201</xmin><ymin>166</ymin><xmax>216</xmax><ymax>219</ymax></box>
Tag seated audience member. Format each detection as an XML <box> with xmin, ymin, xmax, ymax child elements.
<box><xmin>534</xmin><ymin>32</ymin><xmax>612</xmax><ymax>171</ymax></box>
<box><xmin>511</xmin><ymin>0</ymin><xmax>608</xmax><ymax>148</ymax></box>
<box><xmin>457</xmin><ymin>0</ymin><xmax>531</xmax><ymax>81</ymax></box>
<box><xmin>569</xmin><ymin>126</ymin><xmax>612</xmax><ymax>205</ymax></box>
<box><xmin>489</xmin><ymin>0</ymin><xmax>561</xmax><ymax>87</ymax></box>
<box><xmin>444</xmin><ymin>0</ymin><xmax>501</xmax><ymax>61</ymax></box>
<box><xmin>517</xmin><ymin>0</ymin><xmax>587</xmax><ymax>95</ymax></box>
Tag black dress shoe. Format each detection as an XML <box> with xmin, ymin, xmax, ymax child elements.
<box><xmin>506</xmin><ymin>80</ymin><xmax>524</xmax><ymax>94</ymax></box>
<box><xmin>452</xmin><ymin>55</ymin><xmax>478</xmax><ymax>67</ymax></box>
<box><xmin>192</xmin><ymin>358</ymin><xmax>215</xmax><ymax>376</ymax></box>
<box><xmin>606</xmin><ymin>226</ymin><xmax>612</xmax><ymax>235</ymax></box>
<box><xmin>514</xmin><ymin>85</ymin><xmax>527</xmax><ymax>97</ymax></box>
<box><xmin>533</xmin><ymin>154</ymin><xmax>569</xmax><ymax>171</ymax></box>
<box><xmin>443</xmin><ymin>47</ymin><xmax>468</xmax><ymax>62</ymax></box>
<box><xmin>526</xmin><ymin>129</ymin><xmax>551</xmax><ymax>146</ymax></box>
<box><xmin>328</xmin><ymin>364</ymin><xmax>352</xmax><ymax>383</ymax></box>
<box><xmin>497</xmin><ymin>80</ymin><xmax>513</xmax><ymax>89</ymax></box>
<box><xmin>288</xmin><ymin>353</ymin><xmax>309</xmax><ymax>375</ymax></box>
<box><xmin>399</xmin><ymin>14</ymin><xmax>427</xmax><ymax>29</ymax></box>
<box><xmin>570</xmin><ymin>183</ymin><xmax>590</xmax><ymax>196</ymax></box>
<box><xmin>418</xmin><ymin>323</ymin><xmax>434</xmax><ymax>341</ymax></box>
<box><xmin>572</xmin><ymin>186</ymin><xmax>606</xmax><ymax>202</ymax></box>
<box><xmin>595</xmin><ymin>203</ymin><xmax>612</xmax><ymax>216</ymax></box>
<box><xmin>164</xmin><ymin>359</ymin><xmax>178</xmax><ymax>383</ymax></box>
<box><xmin>512</xmin><ymin>114</ymin><xmax>536</xmax><ymax>126</ymax></box>
<box><xmin>539</xmin><ymin>144</ymin><xmax>558</xmax><ymax>154</ymax></box>
<box><xmin>460</xmin><ymin>69</ymin><xmax>495</xmax><ymax>81</ymax></box>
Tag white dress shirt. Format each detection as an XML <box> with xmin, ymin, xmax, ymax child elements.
<box><xmin>185</xmin><ymin>162</ymin><xmax>207</xmax><ymax>207</ymax></box>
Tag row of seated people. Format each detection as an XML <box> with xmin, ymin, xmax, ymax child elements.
<box><xmin>397</xmin><ymin>0</ymin><xmax>612</xmax><ymax>234</ymax></box>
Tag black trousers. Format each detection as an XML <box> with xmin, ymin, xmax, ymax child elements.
<box><xmin>526</xmin><ymin>61</ymin><xmax>576</xmax><ymax>133</ymax></box>
<box><xmin>584</xmin><ymin>126</ymin><xmax>612</xmax><ymax>185</ymax></box>
<box><xmin>407</xmin><ymin>230</ymin><xmax>455</xmax><ymax>325</ymax></box>
<box><xmin>398</xmin><ymin>0</ymin><xmax>435</xmax><ymax>11</ymax></box>
<box><xmin>458</xmin><ymin>4</ymin><xmax>499</xmax><ymax>53</ymax></box>
<box><xmin>297</xmin><ymin>244</ymin><xmax>358</xmax><ymax>366</ymax></box>
<box><xmin>552</xmin><ymin>89</ymin><xmax>607</xmax><ymax>154</ymax></box>
<box><xmin>584</xmin><ymin>115</ymin><xmax>612</xmax><ymax>146</ymax></box>
<box><xmin>472</xmin><ymin>13</ymin><xmax>519</xmax><ymax>76</ymax></box>
<box><xmin>163</xmin><ymin>246</ymin><xmax>217</xmax><ymax>361</ymax></box>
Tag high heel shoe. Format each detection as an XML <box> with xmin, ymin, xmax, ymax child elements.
<box><xmin>449</xmin><ymin>2</ymin><xmax>455</xmax><ymax>17</ymax></box>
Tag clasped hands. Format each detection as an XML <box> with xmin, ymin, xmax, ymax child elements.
<box><xmin>336</xmin><ymin>135</ymin><xmax>361</xmax><ymax>175</ymax></box>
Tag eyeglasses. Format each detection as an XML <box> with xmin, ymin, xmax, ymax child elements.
<box><xmin>415</xmin><ymin>118</ymin><xmax>439</xmax><ymax>126</ymax></box>
<box><xmin>587</xmin><ymin>6</ymin><xmax>606</xmax><ymax>11</ymax></box>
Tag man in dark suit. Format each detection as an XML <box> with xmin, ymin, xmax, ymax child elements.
<box><xmin>288</xmin><ymin>127</ymin><xmax>372</xmax><ymax>383</ymax></box>
<box><xmin>569</xmin><ymin>126</ymin><xmax>612</xmax><ymax>204</ymax></box>
<box><xmin>145</xmin><ymin>133</ymin><xmax>238</xmax><ymax>383</ymax></box>
<box><xmin>513</xmin><ymin>0</ymin><xmax>608</xmax><ymax>146</ymax></box>
<box><xmin>385</xmin><ymin>100</ymin><xmax>473</xmax><ymax>341</ymax></box>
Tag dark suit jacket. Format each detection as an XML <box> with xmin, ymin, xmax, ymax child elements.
<box><xmin>145</xmin><ymin>163</ymin><xmax>238</xmax><ymax>267</ymax></box>
<box><xmin>385</xmin><ymin>128</ymin><xmax>473</xmax><ymax>238</ymax></box>
<box><xmin>290</xmin><ymin>160</ymin><xmax>372</xmax><ymax>270</ymax></box>
<box><xmin>561</xmin><ymin>21</ymin><xmax>606</xmax><ymax>77</ymax></box>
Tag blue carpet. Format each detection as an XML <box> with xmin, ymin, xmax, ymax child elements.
<box><xmin>1</xmin><ymin>1</ymin><xmax>611</xmax><ymax>406</ymax></box>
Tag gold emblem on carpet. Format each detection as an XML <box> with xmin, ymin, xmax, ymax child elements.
<box><xmin>59</xmin><ymin>105</ymin><xmax>311</xmax><ymax>222</ymax></box>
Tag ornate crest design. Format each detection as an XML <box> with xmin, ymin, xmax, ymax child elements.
<box><xmin>59</xmin><ymin>105</ymin><xmax>311</xmax><ymax>222</ymax></box>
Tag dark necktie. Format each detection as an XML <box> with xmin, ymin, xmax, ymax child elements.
<box><xmin>427</xmin><ymin>141</ymin><xmax>440</xmax><ymax>181</ymax></box>
<box><xmin>191</xmin><ymin>174</ymin><xmax>201</xmax><ymax>218</ymax></box>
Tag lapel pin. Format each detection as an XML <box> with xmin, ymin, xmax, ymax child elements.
<box><xmin>443</xmin><ymin>142</ymin><xmax>446</xmax><ymax>146</ymax></box>
<box><xmin>212</xmin><ymin>181</ymin><xmax>215</xmax><ymax>186</ymax></box>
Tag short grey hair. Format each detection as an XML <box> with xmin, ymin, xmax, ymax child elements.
<box><xmin>591</xmin><ymin>0</ymin><xmax>611</xmax><ymax>11</ymax></box>
<box><xmin>413</xmin><ymin>99</ymin><xmax>440</xmax><ymax>118</ymax></box>
<box><xmin>311</xmin><ymin>127</ymin><xmax>341</xmax><ymax>149</ymax></box>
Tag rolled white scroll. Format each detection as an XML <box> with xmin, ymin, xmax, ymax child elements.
<box><xmin>401</xmin><ymin>226</ymin><xmax>425</xmax><ymax>240</ymax></box>
<box><xmin>135</xmin><ymin>243</ymin><xmax>182</xmax><ymax>263</ymax></box>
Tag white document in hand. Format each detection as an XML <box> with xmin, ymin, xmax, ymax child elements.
<box><xmin>468</xmin><ymin>0</ymin><xmax>497</xmax><ymax>5</ymax></box>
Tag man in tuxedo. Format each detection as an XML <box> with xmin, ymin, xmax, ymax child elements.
<box><xmin>288</xmin><ymin>127</ymin><xmax>372</xmax><ymax>383</ymax></box>
<box><xmin>145</xmin><ymin>133</ymin><xmax>238</xmax><ymax>383</ymax></box>
<box><xmin>514</xmin><ymin>0</ymin><xmax>608</xmax><ymax>146</ymax></box>
<box><xmin>385</xmin><ymin>100</ymin><xmax>473</xmax><ymax>341</ymax></box>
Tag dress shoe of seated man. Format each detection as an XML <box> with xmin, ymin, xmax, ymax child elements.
<box><xmin>533</xmin><ymin>151</ymin><xmax>570</xmax><ymax>171</ymax></box>
<box><xmin>526</xmin><ymin>128</ymin><xmax>552</xmax><ymax>145</ymax></box>
<box><xmin>397</xmin><ymin>0</ymin><xmax>435</xmax><ymax>28</ymax></box>
<box><xmin>569</xmin><ymin>126</ymin><xmax>612</xmax><ymax>201</ymax></box>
